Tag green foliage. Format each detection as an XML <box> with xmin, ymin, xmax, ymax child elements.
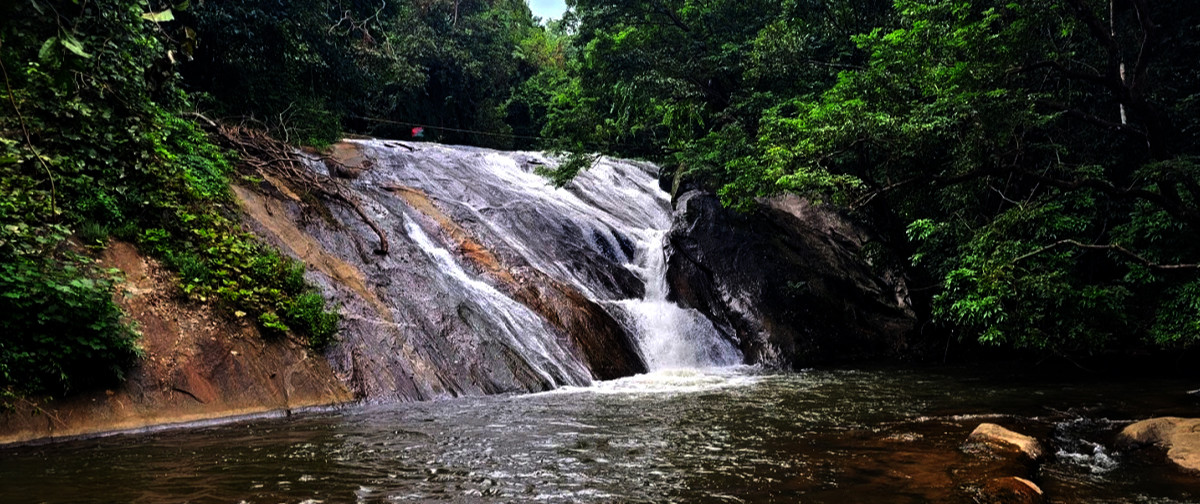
<box><xmin>0</xmin><ymin>0</ymin><xmax>340</xmax><ymax>403</ymax></box>
<box><xmin>0</xmin><ymin>230</ymin><xmax>141</xmax><ymax>397</ymax></box>
<box><xmin>183</xmin><ymin>0</ymin><xmax>546</xmax><ymax>148</ymax></box>
<box><xmin>553</xmin><ymin>0</ymin><xmax>1200</xmax><ymax>355</ymax></box>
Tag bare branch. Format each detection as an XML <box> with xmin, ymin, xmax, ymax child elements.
<box><xmin>1035</xmin><ymin>100</ymin><xmax>1147</xmax><ymax>138</ymax></box>
<box><xmin>1012</xmin><ymin>239</ymin><xmax>1200</xmax><ymax>271</ymax></box>
<box><xmin>202</xmin><ymin>121</ymin><xmax>390</xmax><ymax>255</ymax></box>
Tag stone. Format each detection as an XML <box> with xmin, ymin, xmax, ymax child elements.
<box><xmin>1117</xmin><ymin>417</ymin><xmax>1200</xmax><ymax>472</ymax></box>
<box><xmin>976</xmin><ymin>476</ymin><xmax>1045</xmax><ymax>504</ymax></box>
<box><xmin>966</xmin><ymin>423</ymin><xmax>1044</xmax><ymax>460</ymax></box>
<box><xmin>237</xmin><ymin>142</ymin><xmax>659</xmax><ymax>401</ymax></box>
<box><xmin>666</xmin><ymin>190</ymin><xmax>919</xmax><ymax>367</ymax></box>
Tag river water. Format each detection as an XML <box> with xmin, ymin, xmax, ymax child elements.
<box><xmin>4</xmin><ymin>144</ymin><xmax>1197</xmax><ymax>502</ymax></box>
<box><xmin>2</xmin><ymin>366</ymin><xmax>1197</xmax><ymax>503</ymax></box>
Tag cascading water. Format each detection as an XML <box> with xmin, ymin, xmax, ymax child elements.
<box><xmin>277</xmin><ymin>140</ymin><xmax>745</xmax><ymax>399</ymax></box>
<box><xmin>400</xmin><ymin>214</ymin><xmax>590</xmax><ymax>388</ymax></box>
<box><xmin>614</xmin><ymin>229</ymin><xmax>741</xmax><ymax>370</ymax></box>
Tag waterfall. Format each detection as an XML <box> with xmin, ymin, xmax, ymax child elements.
<box><xmin>401</xmin><ymin>214</ymin><xmax>591</xmax><ymax>387</ymax></box>
<box><xmin>613</xmin><ymin>229</ymin><xmax>742</xmax><ymax>370</ymax></box>
<box><xmin>295</xmin><ymin>140</ymin><xmax>743</xmax><ymax>399</ymax></box>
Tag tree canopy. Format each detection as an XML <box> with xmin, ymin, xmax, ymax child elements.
<box><xmin>546</xmin><ymin>0</ymin><xmax>1200</xmax><ymax>355</ymax></box>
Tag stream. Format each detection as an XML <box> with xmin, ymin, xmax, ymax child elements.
<box><xmin>2</xmin><ymin>366</ymin><xmax>1197</xmax><ymax>503</ymax></box>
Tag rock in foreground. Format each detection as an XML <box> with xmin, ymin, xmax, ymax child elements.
<box><xmin>965</xmin><ymin>423</ymin><xmax>1045</xmax><ymax>460</ymax></box>
<box><xmin>1118</xmin><ymin>417</ymin><xmax>1200</xmax><ymax>472</ymax></box>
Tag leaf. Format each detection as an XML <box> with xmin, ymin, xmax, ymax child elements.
<box><xmin>38</xmin><ymin>37</ymin><xmax>57</xmax><ymax>62</ymax></box>
<box><xmin>59</xmin><ymin>36</ymin><xmax>92</xmax><ymax>58</ymax></box>
<box><xmin>174</xmin><ymin>0</ymin><xmax>190</xmax><ymax>11</ymax></box>
<box><xmin>141</xmin><ymin>9</ymin><xmax>175</xmax><ymax>22</ymax></box>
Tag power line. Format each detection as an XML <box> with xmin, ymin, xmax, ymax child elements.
<box><xmin>352</xmin><ymin>116</ymin><xmax>544</xmax><ymax>141</ymax></box>
<box><xmin>350</xmin><ymin>115</ymin><xmax>652</xmax><ymax>152</ymax></box>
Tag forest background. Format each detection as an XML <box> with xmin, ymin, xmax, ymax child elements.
<box><xmin>2</xmin><ymin>0</ymin><xmax>1197</xmax><ymax>403</ymax></box>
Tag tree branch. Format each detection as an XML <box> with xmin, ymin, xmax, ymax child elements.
<box><xmin>1011</xmin><ymin>60</ymin><xmax>1114</xmax><ymax>89</ymax></box>
<box><xmin>1036</xmin><ymin>100</ymin><xmax>1147</xmax><ymax>138</ymax></box>
<box><xmin>0</xmin><ymin>39</ymin><xmax>57</xmax><ymax>218</ymax></box>
<box><xmin>1129</xmin><ymin>0</ymin><xmax>1156</xmax><ymax>92</ymax></box>
<box><xmin>1065</xmin><ymin>0</ymin><xmax>1122</xmax><ymax>65</ymax></box>
<box><xmin>1011</xmin><ymin>239</ymin><xmax>1200</xmax><ymax>270</ymax></box>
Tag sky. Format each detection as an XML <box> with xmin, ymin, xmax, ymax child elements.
<box><xmin>527</xmin><ymin>0</ymin><xmax>567</xmax><ymax>21</ymax></box>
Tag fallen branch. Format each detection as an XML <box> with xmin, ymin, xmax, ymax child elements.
<box><xmin>205</xmin><ymin>122</ymin><xmax>389</xmax><ymax>255</ymax></box>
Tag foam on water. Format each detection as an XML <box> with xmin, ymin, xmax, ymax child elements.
<box><xmin>545</xmin><ymin>366</ymin><xmax>761</xmax><ymax>396</ymax></box>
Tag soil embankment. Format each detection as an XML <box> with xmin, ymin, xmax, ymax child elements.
<box><xmin>0</xmin><ymin>242</ymin><xmax>352</xmax><ymax>446</ymax></box>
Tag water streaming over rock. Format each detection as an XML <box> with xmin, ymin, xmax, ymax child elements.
<box><xmin>612</xmin><ymin>229</ymin><xmax>741</xmax><ymax>370</ymax></box>
<box><xmin>240</xmin><ymin>140</ymin><xmax>742</xmax><ymax>400</ymax></box>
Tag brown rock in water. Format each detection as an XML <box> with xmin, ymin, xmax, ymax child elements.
<box><xmin>1117</xmin><ymin>417</ymin><xmax>1200</xmax><ymax>472</ymax></box>
<box><xmin>965</xmin><ymin>423</ymin><xmax>1045</xmax><ymax>460</ymax></box>
<box><xmin>975</xmin><ymin>476</ymin><xmax>1045</xmax><ymax>504</ymax></box>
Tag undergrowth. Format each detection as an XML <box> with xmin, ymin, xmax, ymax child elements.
<box><xmin>0</xmin><ymin>0</ymin><xmax>338</xmax><ymax>404</ymax></box>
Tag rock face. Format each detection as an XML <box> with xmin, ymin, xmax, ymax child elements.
<box><xmin>1117</xmin><ymin>417</ymin><xmax>1200</xmax><ymax>472</ymax></box>
<box><xmin>666</xmin><ymin>190</ymin><xmax>918</xmax><ymax>367</ymax></box>
<box><xmin>237</xmin><ymin>141</ymin><xmax>664</xmax><ymax>401</ymax></box>
<box><xmin>0</xmin><ymin>242</ymin><xmax>352</xmax><ymax>446</ymax></box>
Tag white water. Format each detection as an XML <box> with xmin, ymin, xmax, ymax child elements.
<box><xmin>402</xmin><ymin>214</ymin><xmax>592</xmax><ymax>387</ymax></box>
<box><xmin>614</xmin><ymin>229</ymin><xmax>742</xmax><ymax>371</ymax></box>
<box><xmin>359</xmin><ymin>140</ymin><xmax>744</xmax><ymax>389</ymax></box>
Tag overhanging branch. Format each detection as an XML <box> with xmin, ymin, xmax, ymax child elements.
<box><xmin>1011</xmin><ymin>239</ymin><xmax>1199</xmax><ymax>271</ymax></box>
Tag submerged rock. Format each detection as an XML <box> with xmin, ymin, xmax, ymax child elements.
<box><xmin>965</xmin><ymin>423</ymin><xmax>1045</xmax><ymax>460</ymax></box>
<box><xmin>976</xmin><ymin>476</ymin><xmax>1045</xmax><ymax>504</ymax></box>
<box><xmin>1117</xmin><ymin>417</ymin><xmax>1200</xmax><ymax>472</ymax></box>
<box><xmin>666</xmin><ymin>190</ymin><xmax>918</xmax><ymax>367</ymax></box>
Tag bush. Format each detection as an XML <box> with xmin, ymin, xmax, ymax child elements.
<box><xmin>0</xmin><ymin>0</ymin><xmax>339</xmax><ymax>404</ymax></box>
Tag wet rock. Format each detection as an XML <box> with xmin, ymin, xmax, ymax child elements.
<box><xmin>965</xmin><ymin>423</ymin><xmax>1045</xmax><ymax>460</ymax></box>
<box><xmin>974</xmin><ymin>476</ymin><xmax>1045</xmax><ymax>504</ymax></box>
<box><xmin>1117</xmin><ymin>417</ymin><xmax>1200</xmax><ymax>472</ymax></box>
<box><xmin>325</xmin><ymin>141</ymin><xmax>373</xmax><ymax>179</ymax></box>
<box><xmin>238</xmin><ymin>142</ymin><xmax>665</xmax><ymax>401</ymax></box>
<box><xmin>389</xmin><ymin>185</ymin><xmax>645</xmax><ymax>380</ymax></box>
<box><xmin>666</xmin><ymin>190</ymin><xmax>918</xmax><ymax>367</ymax></box>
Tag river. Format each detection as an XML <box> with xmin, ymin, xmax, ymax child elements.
<box><xmin>2</xmin><ymin>365</ymin><xmax>1197</xmax><ymax>503</ymax></box>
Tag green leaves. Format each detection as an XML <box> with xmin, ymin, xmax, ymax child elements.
<box><xmin>141</xmin><ymin>9</ymin><xmax>175</xmax><ymax>23</ymax></box>
<box><xmin>58</xmin><ymin>34</ymin><xmax>91</xmax><ymax>58</ymax></box>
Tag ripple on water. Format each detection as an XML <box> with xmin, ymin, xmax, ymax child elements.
<box><xmin>544</xmin><ymin>366</ymin><xmax>763</xmax><ymax>396</ymax></box>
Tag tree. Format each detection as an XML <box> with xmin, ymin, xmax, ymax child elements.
<box><xmin>742</xmin><ymin>0</ymin><xmax>1200</xmax><ymax>352</ymax></box>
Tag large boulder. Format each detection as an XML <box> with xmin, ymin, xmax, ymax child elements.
<box><xmin>959</xmin><ymin>424</ymin><xmax>1046</xmax><ymax>504</ymax></box>
<box><xmin>666</xmin><ymin>190</ymin><xmax>918</xmax><ymax>367</ymax></box>
<box><xmin>1117</xmin><ymin>417</ymin><xmax>1200</xmax><ymax>472</ymax></box>
<box><xmin>965</xmin><ymin>423</ymin><xmax>1045</xmax><ymax>460</ymax></box>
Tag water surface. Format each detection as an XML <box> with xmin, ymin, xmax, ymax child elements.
<box><xmin>2</xmin><ymin>367</ymin><xmax>1197</xmax><ymax>503</ymax></box>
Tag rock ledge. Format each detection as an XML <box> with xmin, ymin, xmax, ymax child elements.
<box><xmin>1117</xmin><ymin>417</ymin><xmax>1200</xmax><ymax>472</ymax></box>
